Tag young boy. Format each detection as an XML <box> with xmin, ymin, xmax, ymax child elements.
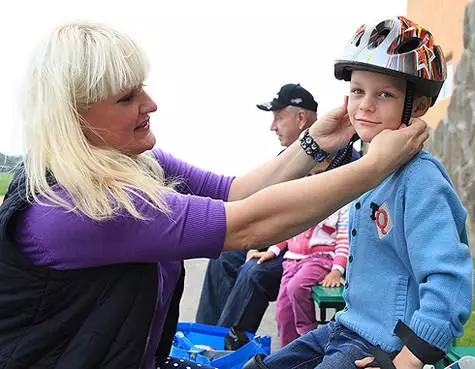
<box><xmin>243</xmin><ymin>16</ymin><xmax>473</xmax><ymax>369</ymax></box>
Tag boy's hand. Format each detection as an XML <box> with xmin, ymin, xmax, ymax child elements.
<box><xmin>355</xmin><ymin>356</ymin><xmax>388</xmax><ymax>369</ymax></box>
<box><xmin>320</xmin><ymin>270</ymin><xmax>342</xmax><ymax>287</ymax></box>
<box><xmin>355</xmin><ymin>347</ymin><xmax>423</xmax><ymax>369</ymax></box>
<box><xmin>246</xmin><ymin>250</ymin><xmax>276</xmax><ymax>264</ymax></box>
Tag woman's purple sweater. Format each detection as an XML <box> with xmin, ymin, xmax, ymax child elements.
<box><xmin>14</xmin><ymin>149</ymin><xmax>234</xmax><ymax>368</ymax></box>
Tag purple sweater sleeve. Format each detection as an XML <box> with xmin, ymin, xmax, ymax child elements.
<box><xmin>152</xmin><ymin>149</ymin><xmax>234</xmax><ymax>200</ymax></box>
<box><xmin>17</xmin><ymin>191</ymin><xmax>227</xmax><ymax>269</ymax></box>
<box><xmin>16</xmin><ymin>150</ymin><xmax>235</xmax><ymax>270</ymax></box>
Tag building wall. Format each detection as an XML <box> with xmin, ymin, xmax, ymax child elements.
<box><xmin>407</xmin><ymin>0</ymin><xmax>468</xmax><ymax>128</ymax></box>
<box><xmin>409</xmin><ymin>1</ymin><xmax>475</xmax><ymax>252</ymax></box>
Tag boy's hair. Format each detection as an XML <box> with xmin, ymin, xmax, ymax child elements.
<box><xmin>334</xmin><ymin>16</ymin><xmax>446</xmax><ymax>106</ymax></box>
<box><xmin>22</xmin><ymin>22</ymin><xmax>177</xmax><ymax>221</ymax></box>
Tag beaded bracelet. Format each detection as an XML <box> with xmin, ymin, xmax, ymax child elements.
<box><xmin>299</xmin><ymin>128</ymin><xmax>330</xmax><ymax>162</ymax></box>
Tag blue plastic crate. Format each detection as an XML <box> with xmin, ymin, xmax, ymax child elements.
<box><xmin>170</xmin><ymin>322</ymin><xmax>271</xmax><ymax>369</ymax></box>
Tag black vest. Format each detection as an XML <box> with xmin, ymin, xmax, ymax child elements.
<box><xmin>0</xmin><ymin>170</ymin><xmax>173</xmax><ymax>369</ymax></box>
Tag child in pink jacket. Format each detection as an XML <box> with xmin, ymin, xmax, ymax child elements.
<box><xmin>247</xmin><ymin>205</ymin><xmax>349</xmax><ymax>347</ymax></box>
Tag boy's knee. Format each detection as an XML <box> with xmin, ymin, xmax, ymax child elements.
<box><xmin>242</xmin><ymin>354</ymin><xmax>270</xmax><ymax>369</ymax></box>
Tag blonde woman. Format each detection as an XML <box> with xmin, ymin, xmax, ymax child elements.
<box><xmin>0</xmin><ymin>22</ymin><xmax>428</xmax><ymax>369</ymax></box>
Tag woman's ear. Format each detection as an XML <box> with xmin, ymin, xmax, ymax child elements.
<box><xmin>411</xmin><ymin>96</ymin><xmax>431</xmax><ymax>118</ymax></box>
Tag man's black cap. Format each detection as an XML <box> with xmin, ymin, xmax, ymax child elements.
<box><xmin>257</xmin><ymin>83</ymin><xmax>318</xmax><ymax>112</ymax></box>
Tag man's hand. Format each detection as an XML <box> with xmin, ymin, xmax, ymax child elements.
<box><xmin>246</xmin><ymin>250</ymin><xmax>276</xmax><ymax>264</ymax></box>
<box><xmin>246</xmin><ymin>249</ymin><xmax>258</xmax><ymax>261</ymax></box>
<box><xmin>320</xmin><ymin>269</ymin><xmax>342</xmax><ymax>287</ymax></box>
<box><xmin>308</xmin><ymin>96</ymin><xmax>356</xmax><ymax>153</ymax></box>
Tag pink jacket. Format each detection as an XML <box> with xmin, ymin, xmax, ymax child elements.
<box><xmin>271</xmin><ymin>205</ymin><xmax>349</xmax><ymax>272</ymax></box>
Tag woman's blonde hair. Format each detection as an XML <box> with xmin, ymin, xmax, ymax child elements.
<box><xmin>23</xmin><ymin>21</ymin><xmax>176</xmax><ymax>220</ymax></box>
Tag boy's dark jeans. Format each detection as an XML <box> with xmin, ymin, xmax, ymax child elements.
<box><xmin>263</xmin><ymin>321</ymin><xmax>392</xmax><ymax>369</ymax></box>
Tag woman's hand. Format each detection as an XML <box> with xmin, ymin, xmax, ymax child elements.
<box><xmin>364</xmin><ymin>118</ymin><xmax>429</xmax><ymax>180</ymax></box>
<box><xmin>246</xmin><ymin>250</ymin><xmax>276</xmax><ymax>264</ymax></box>
<box><xmin>223</xmin><ymin>119</ymin><xmax>428</xmax><ymax>252</ymax></box>
<box><xmin>308</xmin><ymin>96</ymin><xmax>356</xmax><ymax>153</ymax></box>
<box><xmin>320</xmin><ymin>269</ymin><xmax>342</xmax><ymax>287</ymax></box>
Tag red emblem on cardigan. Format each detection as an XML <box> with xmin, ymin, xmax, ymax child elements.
<box><xmin>375</xmin><ymin>202</ymin><xmax>392</xmax><ymax>238</ymax></box>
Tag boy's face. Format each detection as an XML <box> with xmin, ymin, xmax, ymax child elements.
<box><xmin>347</xmin><ymin>70</ymin><xmax>407</xmax><ymax>143</ymax></box>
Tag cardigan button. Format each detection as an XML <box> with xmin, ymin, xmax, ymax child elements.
<box><xmin>355</xmin><ymin>202</ymin><xmax>361</xmax><ymax>209</ymax></box>
<box><xmin>344</xmin><ymin>281</ymin><xmax>349</xmax><ymax>289</ymax></box>
<box><xmin>349</xmin><ymin>255</ymin><xmax>353</xmax><ymax>263</ymax></box>
<box><xmin>351</xmin><ymin>229</ymin><xmax>357</xmax><ymax>237</ymax></box>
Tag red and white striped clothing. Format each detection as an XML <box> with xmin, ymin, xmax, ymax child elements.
<box><xmin>269</xmin><ymin>205</ymin><xmax>349</xmax><ymax>273</ymax></box>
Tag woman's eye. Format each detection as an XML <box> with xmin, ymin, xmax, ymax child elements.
<box><xmin>117</xmin><ymin>92</ymin><xmax>135</xmax><ymax>103</ymax></box>
<box><xmin>350</xmin><ymin>88</ymin><xmax>363</xmax><ymax>95</ymax></box>
<box><xmin>116</xmin><ymin>84</ymin><xmax>145</xmax><ymax>103</ymax></box>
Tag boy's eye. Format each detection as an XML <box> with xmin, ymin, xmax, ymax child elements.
<box><xmin>380</xmin><ymin>91</ymin><xmax>393</xmax><ymax>98</ymax></box>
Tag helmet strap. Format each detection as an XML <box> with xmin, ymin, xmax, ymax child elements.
<box><xmin>325</xmin><ymin>134</ymin><xmax>360</xmax><ymax>171</ymax></box>
<box><xmin>402</xmin><ymin>82</ymin><xmax>415</xmax><ymax>124</ymax></box>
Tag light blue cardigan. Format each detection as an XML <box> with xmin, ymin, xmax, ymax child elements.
<box><xmin>336</xmin><ymin>150</ymin><xmax>473</xmax><ymax>353</ymax></box>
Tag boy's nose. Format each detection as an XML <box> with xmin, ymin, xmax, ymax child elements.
<box><xmin>359</xmin><ymin>97</ymin><xmax>375</xmax><ymax>113</ymax></box>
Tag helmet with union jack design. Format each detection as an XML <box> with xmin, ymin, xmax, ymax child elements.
<box><xmin>334</xmin><ymin>16</ymin><xmax>447</xmax><ymax>106</ymax></box>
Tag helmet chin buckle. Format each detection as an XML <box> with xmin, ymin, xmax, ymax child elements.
<box><xmin>402</xmin><ymin>82</ymin><xmax>415</xmax><ymax>125</ymax></box>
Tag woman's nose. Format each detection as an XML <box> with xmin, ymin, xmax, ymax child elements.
<box><xmin>141</xmin><ymin>92</ymin><xmax>158</xmax><ymax>114</ymax></box>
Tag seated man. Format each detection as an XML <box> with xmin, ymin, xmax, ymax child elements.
<box><xmin>195</xmin><ymin>83</ymin><xmax>318</xmax><ymax>333</ymax></box>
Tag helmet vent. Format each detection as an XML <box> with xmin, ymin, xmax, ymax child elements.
<box><xmin>369</xmin><ymin>28</ymin><xmax>390</xmax><ymax>49</ymax></box>
<box><xmin>352</xmin><ymin>30</ymin><xmax>364</xmax><ymax>47</ymax></box>
<box><xmin>394</xmin><ymin>37</ymin><xmax>423</xmax><ymax>54</ymax></box>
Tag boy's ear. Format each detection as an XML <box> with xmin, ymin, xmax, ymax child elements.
<box><xmin>411</xmin><ymin>96</ymin><xmax>431</xmax><ymax>118</ymax></box>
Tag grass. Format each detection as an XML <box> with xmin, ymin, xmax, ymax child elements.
<box><xmin>458</xmin><ymin>306</ymin><xmax>475</xmax><ymax>346</ymax></box>
<box><xmin>0</xmin><ymin>172</ymin><xmax>12</xmax><ymax>196</ymax></box>
<box><xmin>456</xmin><ymin>258</ymin><xmax>475</xmax><ymax>347</ymax></box>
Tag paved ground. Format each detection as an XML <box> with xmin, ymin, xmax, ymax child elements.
<box><xmin>179</xmin><ymin>258</ymin><xmax>281</xmax><ymax>351</ymax></box>
<box><xmin>179</xmin><ymin>258</ymin><xmax>334</xmax><ymax>353</ymax></box>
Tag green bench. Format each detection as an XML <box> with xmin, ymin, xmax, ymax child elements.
<box><xmin>311</xmin><ymin>285</ymin><xmax>345</xmax><ymax>323</ymax></box>
<box><xmin>446</xmin><ymin>346</ymin><xmax>475</xmax><ymax>362</ymax></box>
<box><xmin>434</xmin><ymin>346</ymin><xmax>475</xmax><ymax>368</ymax></box>
<box><xmin>311</xmin><ymin>285</ymin><xmax>475</xmax><ymax>368</ymax></box>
